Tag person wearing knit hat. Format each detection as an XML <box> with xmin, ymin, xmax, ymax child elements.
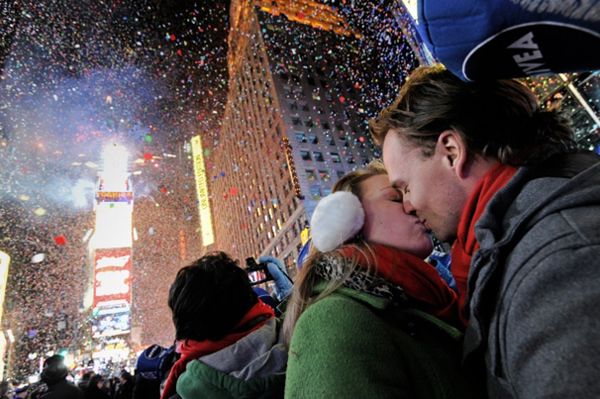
<box><xmin>39</xmin><ymin>354</ymin><xmax>83</xmax><ymax>399</ymax></box>
<box><xmin>161</xmin><ymin>251</ymin><xmax>287</xmax><ymax>399</ymax></box>
<box><xmin>283</xmin><ymin>161</ymin><xmax>482</xmax><ymax>398</ymax></box>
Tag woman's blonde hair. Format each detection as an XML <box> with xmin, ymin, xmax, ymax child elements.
<box><xmin>282</xmin><ymin>160</ymin><xmax>387</xmax><ymax>345</ymax></box>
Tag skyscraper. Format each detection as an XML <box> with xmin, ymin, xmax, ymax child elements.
<box><xmin>209</xmin><ymin>0</ymin><xmax>386</xmax><ymax>274</ymax></box>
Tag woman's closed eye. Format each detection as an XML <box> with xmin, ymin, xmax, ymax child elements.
<box><xmin>389</xmin><ymin>190</ymin><xmax>403</xmax><ymax>203</ymax></box>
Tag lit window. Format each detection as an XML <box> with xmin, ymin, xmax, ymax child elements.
<box><xmin>305</xmin><ymin>169</ymin><xmax>317</xmax><ymax>181</ymax></box>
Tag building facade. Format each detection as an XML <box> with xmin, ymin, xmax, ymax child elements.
<box><xmin>209</xmin><ymin>0</ymin><xmax>383</xmax><ymax>275</ymax></box>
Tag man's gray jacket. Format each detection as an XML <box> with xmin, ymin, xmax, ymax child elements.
<box><xmin>464</xmin><ymin>152</ymin><xmax>600</xmax><ymax>398</ymax></box>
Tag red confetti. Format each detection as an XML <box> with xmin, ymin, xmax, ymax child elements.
<box><xmin>143</xmin><ymin>153</ymin><xmax>153</xmax><ymax>161</ymax></box>
<box><xmin>177</xmin><ymin>49</ymin><xmax>183</xmax><ymax>56</ymax></box>
<box><xmin>160</xmin><ymin>186</ymin><xmax>168</xmax><ymax>194</ymax></box>
<box><xmin>170</xmin><ymin>34</ymin><xmax>176</xmax><ymax>41</ymax></box>
<box><xmin>339</xmin><ymin>96</ymin><xmax>345</xmax><ymax>103</ymax></box>
<box><xmin>54</xmin><ymin>235</ymin><xmax>67</xmax><ymax>246</ymax></box>
<box><xmin>358</xmin><ymin>136</ymin><xmax>366</xmax><ymax>143</ymax></box>
<box><xmin>229</xmin><ymin>187</ymin><xmax>238</xmax><ymax>196</ymax></box>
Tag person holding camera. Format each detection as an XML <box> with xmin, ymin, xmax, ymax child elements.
<box><xmin>283</xmin><ymin>161</ymin><xmax>480</xmax><ymax>398</ymax></box>
<box><xmin>161</xmin><ymin>252</ymin><xmax>287</xmax><ymax>399</ymax></box>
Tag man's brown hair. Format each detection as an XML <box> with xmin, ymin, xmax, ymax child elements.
<box><xmin>370</xmin><ymin>65</ymin><xmax>574</xmax><ymax>165</ymax></box>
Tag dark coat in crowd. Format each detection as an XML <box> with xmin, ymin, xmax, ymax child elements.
<box><xmin>39</xmin><ymin>355</ymin><xmax>83</xmax><ymax>399</ymax></box>
<box><xmin>40</xmin><ymin>380</ymin><xmax>84</xmax><ymax>399</ymax></box>
<box><xmin>115</xmin><ymin>379</ymin><xmax>134</xmax><ymax>399</ymax></box>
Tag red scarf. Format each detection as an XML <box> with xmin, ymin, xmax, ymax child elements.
<box><xmin>450</xmin><ymin>163</ymin><xmax>517</xmax><ymax>321</ymax></box>
<box><xmin>339</xmin><ymin>244</ymin><xmax>465</xmax><ymax>328</ymax></box>
<box><xmin>160</xmin><ymin>300</ymin><xmax>275</xmax><ymax>399</ymax></box>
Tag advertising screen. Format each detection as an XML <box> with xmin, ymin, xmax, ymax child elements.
<box><xmin>96</xmin><ymin>191</ymin><xmax>134</xmax><ymax>204</ymax></box>
<box><xmin>0</xmin><ymin>251</ymin><xmax>9</xmax><ymax>325</ymax></box>
<box><xmin>93</xmin><ymin>248</ymin><xmax>132</xmax><ymax>308</ymax></box>
<box><xmin>191</xmin><ymin>135</ymin><xmax>215</xmax><ymax>246</ymax></box>
<box><xmin>92</xmin><ymin>301</ymin><xmax>131</xmax><ymax>338</ymax></box>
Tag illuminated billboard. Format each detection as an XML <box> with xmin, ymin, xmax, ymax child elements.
<box><xmin>92</xmin><ymin>301</ymin><xmax>131</xmax><ymax>338</ymax></box>
<box><xmin>93</xmin><ymin>248</ymin><xmax>132</xmax><ymax>308</ymax></box>
<box><xmin>96</xmin><ymin>191</ymin><xmax>134</xmax><ymax>203</ymax></box>
<box><xmin>191</xmin><ymin>135</ymin><xmax>215</xmax><ymax>246</ymax></box>
<box><xmin>92</xmin><ymin>202</ymin><xmax>133</xmax><ymax>249</ymax></box>
<box><xmin>92</xmin><ymin>176</ymin><xmax>133</xmax><ymax>249</ymax></box>
<box><xmin>0</xmin><ymin>251</ymin><xmax>9</xmax><ymax>325</ymax></box>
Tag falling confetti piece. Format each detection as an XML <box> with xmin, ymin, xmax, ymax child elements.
<box><xmin>31</xmin><ymin>254</ymin><xmax>46</xmax><ymax>263</ymax></box>
<box><xmin>143</xmin><ymin>153</ymin><xmax>153</xmax><ymax>161</ymax></box>
<box><xmin>144</xmin><ymin>134</ymin><xmax>153</xmax><ymax>143</ymax></box>
<box><xmin>34</xmin><ymin>208</ymin><xmax>47</xmax><ymax>216</ymax></box>
<box><xmin>53</xmin><ymin>235</ymin><xmax>67</xmax><ymax>246</ymax></box>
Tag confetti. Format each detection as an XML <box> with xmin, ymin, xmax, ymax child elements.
<box><xmin>53</xmin><ymin>235</ymin><xmax>67</xmax><ymax>246</ymax></box>
<box><xmin>31</xmin><ymin>253</ymin><xmax>46</xmax><ymax>263</ymax></box>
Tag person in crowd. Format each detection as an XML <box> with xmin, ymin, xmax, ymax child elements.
<box><xmin>0</xmin><ymin>380</ymin><xmax>9</xmax><ymax>399</ymax></box>
<box><xmin>257</xmin><ymin>256</ymin><xmax>294</xmax><ymax>302</ymax></box>
<box><xmin>83</xmin><ymin>375</ymin><xmax>110</xmax><ymax>399</ymax></box>
<box><xmin>133</xmin><ymin>344</ymin><xmax>177</xmax><ymax>399</ymax></box>
<box><xmin>115</xmin><ymin>370</ymin><xmax>133</xmax><ymax>399</ymax></box>
<box><xmin>77</xmin><ymin>372</ymin><xmax>94</xmax><ymax>391</ymax></box>
<box><xmin>13</xmin><ymin>385</ymin><xmax>29</xmax><ymax>399</ymax></box>
<box><xmin>38</xmin><ymin>355</ymin><xmax>83</xmax><ymax>399</ymax></box>
<box><xmin>161</xmin><ymin>252</ymin><xmax>287</xmax><ymax>399</ymax></box>
<box><xmin>106</xmin><ymin>377</ymin><xmax>119</xmax><ymax>399</ymax></box>
<box><xmin>370</xmin><ymin>65</ymin><xmax>600</xmax><ymax>398</ymax></box>
<box><xmin>283</xmin><ymin>161</ymin><xmax>479</xmax><ymax>398</ymax></box>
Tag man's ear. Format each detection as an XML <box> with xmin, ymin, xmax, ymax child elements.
<box><xmin>436</xmin><ymin>130</ymin><xmax>469</xmax><ymax>178</ymax></box>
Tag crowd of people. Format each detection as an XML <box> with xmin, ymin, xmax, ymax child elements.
<box><xmin>0</xmin><ymin>355</ymin><xmax>133</xmax><ymax>399</ymax></box>
<box><xmin>3</xmin><ymin>62</ymin><xmax>600</xmax><ymax>398</ymax></box>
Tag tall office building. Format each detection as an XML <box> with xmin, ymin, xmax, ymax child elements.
<box><xmin>209</xmin><ymin>0</ymin><xmax>389</xmax><ymax>274</ymax></box>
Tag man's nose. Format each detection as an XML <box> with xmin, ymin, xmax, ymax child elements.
<box><xmin>403</xmin><ymin>199</ymin><xmax>417</xmax><ymax>215</ymax></box>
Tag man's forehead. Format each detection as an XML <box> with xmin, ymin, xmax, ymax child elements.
<box><xmin>382</xmin><ymin>133</ymin><xmax>421</xmax><ymax>184</ymax></box>
<box><xmin>382</xmin><ymin>133</ymin><xmax>413</xmax><ymax>166</ymax></box>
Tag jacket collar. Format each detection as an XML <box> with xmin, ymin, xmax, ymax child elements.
<box><xmin>464</xmin><ymin>154</ymin><xmax>600</xmax><ymax>360</ymax></box>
